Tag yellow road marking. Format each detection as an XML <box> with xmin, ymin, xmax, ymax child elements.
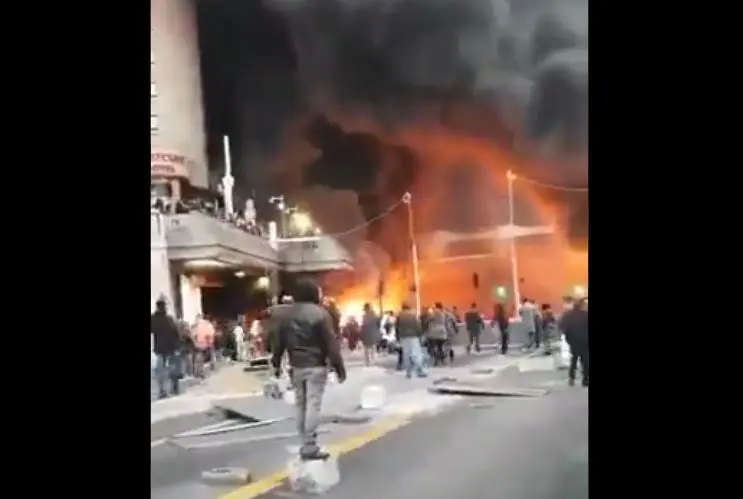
<box><xmin>218</xmin><ymin>416</ymin><xmax>411</xmax><ymax>499</ymax></box>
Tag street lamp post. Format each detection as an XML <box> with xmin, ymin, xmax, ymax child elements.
<box><xmin>221</xmin><ymin>135</ymin><xmax>235</xmax><ymax>217</ymax></box>
<box><xmin>403</xmin><ymin>192</ymin><xmax>422</xmax><ymax>316</ymax></box>
<box><xmin>506</xmin><ymin>169</ymin><xmax>522</xmax><ymax>315</ymax></box>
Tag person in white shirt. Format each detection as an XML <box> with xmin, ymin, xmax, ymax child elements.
<box><xmin>519</xmin><ymin>298</ymin><xmax>539</xmax><ymax>350</ymax></box>
<box><xmin>233</xmin><ymin>319</ymin><xmax>246</xmax><ymax>362</ymax></box>
<box><xmin>380</xmin><ymin>311</ymin><xmax>396</xmax><ymax>349</ymax></box>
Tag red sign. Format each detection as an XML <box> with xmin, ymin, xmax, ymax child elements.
<box><xmin>151</xmin><ymin>151</ymin><xmax>188</xmax><ymax>178</ymax></box>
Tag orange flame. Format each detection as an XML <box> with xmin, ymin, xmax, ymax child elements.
<box><xmin>271</xmin><ymin>110</ymin><xmax>587</xmax><ymax>313</ymax></box>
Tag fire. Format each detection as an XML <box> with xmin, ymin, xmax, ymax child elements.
<box><xmin>337</xmin><ymin>300</ymin><xmax>364</xmax><ymax>327</ymax></box>
<box><xmin>273</xmin><ymin>111</ymin><xmax>587</xmax><ymax>311</ymax></box>
<box><xmin>335</xmin><ymin>267</ymin><xmax>412</xmax><ymax>325</ymax></box>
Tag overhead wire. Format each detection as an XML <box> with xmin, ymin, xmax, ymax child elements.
<box><xmin>293</xmin><ymin>172</ymin><xmax>586</xmax><ymax>240</ymax></box>
<box><xmin>513</xmin><ymin>174</ymin><xmax>588</xmax><ymax>192</ymax></box>
<box><xmin>290</xmin><ymin>195</ymin><xmax>407</xmax><ymax>240</ymax></box>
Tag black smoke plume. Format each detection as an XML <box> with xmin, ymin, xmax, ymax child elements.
<box><xmin>270</xmin><ymin>0</ymin><xmax>588</xmax><ymax>152</ymax></box>
<box><xmin>268</xmin><ymin>0</ymin><xmax>588</xmax><ymax>254</ymax></box>
<box><xmin>198</xmin><ymin>0</ymin><xmax>588</xmax><ymax>256</ymax></box>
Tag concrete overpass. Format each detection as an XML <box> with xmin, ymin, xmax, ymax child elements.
<box><xmin>150</xmin><ymin>212</ymin><xmax>353</xmax><ymax>313</ymax></box>
<box><xmin>153</xmin><ymin>212</ymin><xmax>352</xmax><ymax>272</ymax></box>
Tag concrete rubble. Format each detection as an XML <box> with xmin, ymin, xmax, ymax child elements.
<box><xmin>288</xmin><ymin>455</ymin><xmax>340</xmax><ymax>494</ymax></box>
<box><xmin>201</xmin><ymin>467</ymin><xmax>252</xmax><ymax>486</ymax></box>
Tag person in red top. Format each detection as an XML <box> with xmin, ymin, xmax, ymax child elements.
<box><xmin>192</xmin><ymin>315</ymin><xmax>215</xmax><ymax>378</ymax></box>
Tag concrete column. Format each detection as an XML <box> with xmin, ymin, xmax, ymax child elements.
<box><xmin>180</xmin><ymin>275</ymin><xmax>203</xmax><ymax>323</ymax></box>
<box><xmin>150</xmin><ymin>0</ymin><xmax>208</xmax><ymax>187</ymax></box>
<box><xmin>151</xmin><ymin>213</ymin><xmax>174</xmax><ymax>311</ymax></box>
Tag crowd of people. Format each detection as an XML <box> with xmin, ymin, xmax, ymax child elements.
<box><xmin>334</xmin><ymin>299</ymin><xmax>556</xmax><ymax>375</ymax></box>
<box><xmin>151</xmin><ymin>290</ymin><xmax>589</xmax><ymax>401</ymax></box>
<box><xmin>150</xmin><ymin>192</ymin><xmax>269</xmax><ymax>238</ymax></box>
<box><xmin>153</xmin><ymin>277</ymin><xmax>588</xmax><ymax>461</ymax></box>
<box><xmin>339</xmin><ymin>296</ymin><xmax>587</xmax><ymax>385</ymax></box>
<box><xmin>150</xmin><ymin>296</ymin><xmax>270</xmax><ymax>399</ymax></box>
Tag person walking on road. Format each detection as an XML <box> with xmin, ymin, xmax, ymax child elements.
<box><xmin>520</xmin><ymin>298</ymin><xmax>539</xmax><ymax>350</ymax></box>
<box><xmin>151</xmin><ymin>296</ymin><xmax>181</xmax><ymax>399</ymax></box>
<box><xmin>396</xmin><ymin>302</ymin><xmax>428</xmax><ymax>378</ymax></box>
<box><xmin>464</xmin><ymin>302</ymin><xmax>484</xmax><ymax>354</ymax></box>
<box><xmin>419</xmin><ymin>306</ymin><xmax>432</xmax><ymax>333</ymax></box>
<box><xmin>559</xmin><ymin>297</ymin><xmax>589</xmax><ymax>387</ymax></box>
<box><xmin>361</xmin><ymin>303</ymin><xmax>381</xmax><ymax>366</ymax></box>
<box><xmin>177</xmin><ymin>318</ymin><xmax>195</xmax><ymax>378</ymax></box>
<box><xmin>342</xmin><ymin>315</ymin><xmax>361</xmax><ymax>351</ymax></box>
<box><xmin>540</xmin><ymin>303</ymin><xmax>557</xmax><ymax>355</ymax></box>
<box><xmin>426</xmin><ymin>303</ymin><xmax>449</xmax><ymax>365</ymax></box>
<box><xmin>451</xmin><ymin>305</ymin><xmax>461</xmax><ymax>324</ymax></box>
<box><xmin>192</xmin><ymin>315</ymin><xmax>215</xmax><ymax>379</ymax></box>
<box><xmin>269</xmin><ymin>278</ymin><xmax>347</xmax><ymax>460</ymax></box>
<box><xmin>493</xmin><ymin>303</ymin><xmax>510</xmax><ymax>355</ymax></box>
<box><xmin>232</xmin><ymin>319</ymin><xmax>246</xmax><ymax>362</ymax></box>
<box><xmin>323</xmin><ymin>296</ymin><xmax>341</xmax><ymax>341</ymax></box>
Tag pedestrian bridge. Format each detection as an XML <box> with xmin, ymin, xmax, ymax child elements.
<box><xmin>151</xmin><ymin>213</ymin><xmax>352</xmax><ymax>273</ymax></box>
<box><xmin>279</xmin><ymin>237</ymin><xmax>353</xmax><ymax>273</ymax></box>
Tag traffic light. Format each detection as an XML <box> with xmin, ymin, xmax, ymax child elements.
<box><xmin>472</xmin><ymin>272</ymin><xmax>480</xmax><ymax>289</ymax></box>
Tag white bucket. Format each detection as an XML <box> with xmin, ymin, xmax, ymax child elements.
<box><xmin>360</xmin><ymin>385</ymin><xmax>387</xmax><ymax>410</ymax></box>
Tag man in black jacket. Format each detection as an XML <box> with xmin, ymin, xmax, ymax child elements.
<box><xmin>464</xmin><ymin>303</ymin><xmax>484</xmax><ymax>354</ymax></box>
<box><xmin>559</xmin><ymin>297</ymin><xmax>589</xmax><ymax>387</ymax></box>
<box><xmin>270</xmin><ymin>278</ymin><xmax>347</xmax><ymax>460</ymax></box>
<box><xmin>151</xmin><ymin>296</ymin><xmax>181</xmax><ymax>398</ymax></box>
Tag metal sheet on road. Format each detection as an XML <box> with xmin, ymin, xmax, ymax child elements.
<box><xmin>213</xmin><ymin>397</ymin><xmax>295</xmax><ymax>423</ymax></box>
<box><xmin>168</xmin><ymin>419</ymin><xmax>299</xmax><ymax>450</ymax></box>
<box><xmin>152</xmin><ymin>412</ymin><xmax>228</xmax><ymax>442</ymax></box>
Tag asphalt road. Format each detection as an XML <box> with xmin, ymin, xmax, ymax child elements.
<box><xmin>151</xmin><ymin>348</ymin><xmax>563</xmax><ymax>499</ymax></box>
<box><xmin>262</xmin><ymin>368</ymin><xmax>588</xmax><ymax>499</ymax></box>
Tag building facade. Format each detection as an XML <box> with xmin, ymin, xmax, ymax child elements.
<box><xmin>150</xmin><ymin>0</ymin><xmax>208</xmax><ymax>189</ymax></box>
<box><xmin>149</xmin><ymin>1</ymin><xmax>355</xmax><ymax>317</ymax></box>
